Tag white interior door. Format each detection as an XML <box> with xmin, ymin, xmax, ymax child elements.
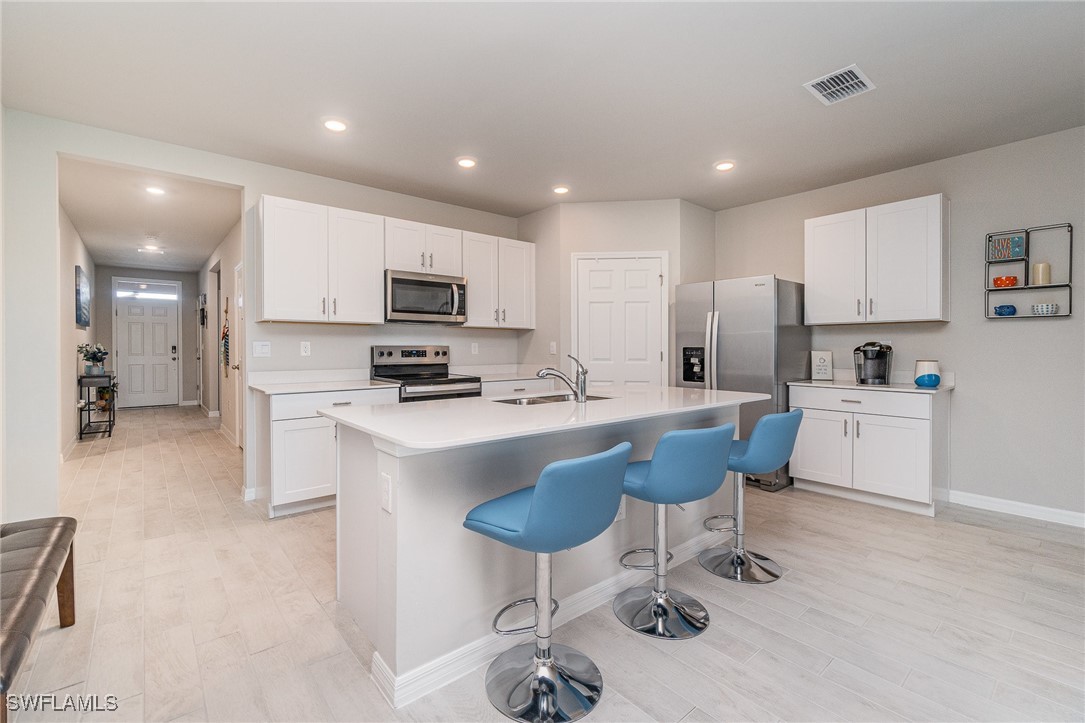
<box><xmin>574</xmin><ymin>255</ymin><xmax>665</xmax><ymax>390</ymax></box>
<box><xmin>114</xmin><ymin>279</ymin><xmax>180</xmax><ymax>408</ymax></box>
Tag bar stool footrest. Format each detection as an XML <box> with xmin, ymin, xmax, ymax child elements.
<box><xmin>703</xmin><ymin>514</ymin><xmax>737</xmax><ymax>534</ymax></box>
<box><xmin>492</xmin><ymin>596</ymin><xmax>560</xmax><ymax>636</ymax></box>
<box><xmin>618</xmin><ymin>547</ymin><xmax>674</xmax><ymax>571</ymax></box>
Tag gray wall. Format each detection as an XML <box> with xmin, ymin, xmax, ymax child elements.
<box><xmin>716</xmin><ymin>127</ymin><xmax>1085</xmax><ymax>514</ymax></box>
<box><xmin>94</xmin><ymin>265</ymin><xmax>200</xmax><ymax>404</ymax></box>
<box><xmin>58</xmin><ymin>206</ymin><xmax>96</xmax><ymax>457</ymax></box>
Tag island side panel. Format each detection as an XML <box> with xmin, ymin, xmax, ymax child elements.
<box><xmin>390</xmin><ymin>406</ymin><xmax>737</xmax><ymax>677</ymax></box>
<box><xmin>336</xmin><ymin>425</ymin><xmax>398</xmax><ymax>669</ymax></box>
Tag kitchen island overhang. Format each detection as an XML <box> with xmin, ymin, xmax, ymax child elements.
<box><xmin>320</xmin><ymin>385</ymin><xmax>768</xmax><ymax>707</ymax></box>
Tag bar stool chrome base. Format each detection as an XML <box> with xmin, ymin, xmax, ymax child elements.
<box><xmin>697</xmin><ymin>546</ymin><xmax>782</xmax><ymax>584</ymax></box>
<box><xmin>485</xmin><ymin>642</ymin><xmax>603</xmax><ymax>722</ymax></box>
<box><xmin>612</xmin><ymin>585</ymin><xmax>709</xmax><ymax>639</ymax></box>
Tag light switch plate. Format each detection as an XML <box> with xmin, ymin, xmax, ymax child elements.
<box><xmin>811</xmin><ymin>351</ymin><xmax>833</xmax><ymax>380</ymax></box>
<box><xmin>471</xmin><ymin>342</ymin><xmax>479</xmax><ymax>355</ymax></box>
<box><xmin>380</xmin><ymin>472</ymin><xmax>393</xmax><ymax>513</ymax></box>
<box><xmin>252</xmin><ymin>341</ymin><xmax>271</xmax><ymax>358</ymax></box>
<box><xmin>549</xmin><ymin>342</ymin><xmax>557</xmax><ymax>355</ymax></box>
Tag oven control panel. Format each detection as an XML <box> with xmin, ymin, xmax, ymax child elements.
<box><xmin>372</xmin><ymin>345</ymin><xmax>449</xmax><ymax>364</ymax></box>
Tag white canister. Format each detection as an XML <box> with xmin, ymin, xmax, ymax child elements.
<box><xmin>1032</xmin><ymin>262</ymin><xmax>1051</xmax><ymax>286</ymax></box>
<box><xmin>914</xmin><ymin>360</ymin><xmax>941</xmax><ymax>388</ymax></box>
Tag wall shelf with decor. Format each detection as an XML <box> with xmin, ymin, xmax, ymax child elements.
<box><xmin>984</xmin><ymin>223</ymin><xmax>1072</xmax><ymax>319</ymax></box>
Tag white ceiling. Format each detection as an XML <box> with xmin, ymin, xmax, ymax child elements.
<box><xmin>5</xmin><ymin>3</ymin><xmax>1084</xmax><ymax>219</ymax></box>
<box><xmin>58</xmin><ymin>157</ymin><xmax>242</xmax><ymax>272</ymax></box>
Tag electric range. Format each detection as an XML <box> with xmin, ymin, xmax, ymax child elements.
<box><xmin>370</xmin><ymin>345</ymin><xmax>482</xmax><ymax>402</ymax></box>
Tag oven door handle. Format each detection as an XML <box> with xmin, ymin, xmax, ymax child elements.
<box><xmin>402</xmin><ymin>382</ymin><xmax>481</xmax><ymax>397</ymax></box>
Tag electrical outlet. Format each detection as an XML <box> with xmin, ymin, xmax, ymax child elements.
<box><xmin>300</xmin><ymin>341</ymin><xmax>311</xmax><ymax>357</ymax></box>
<box><xmin>549</xmin><ymin>341</ymin><xmax>557</xmax><ymax>355</ymax></box>
<box><xmin>615</xmin><ymin>497</ymin><xmax>626</xmax><ymax>522</ymax></box>
<box><xmin>380</xmin><ymin>472</ymin><xmax>393</xmax><ymax>513</ymax></box>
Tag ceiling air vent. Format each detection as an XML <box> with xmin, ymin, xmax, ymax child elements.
<box><xmin>804</xmin><ymin>64</ymin><xmax>875</xmax><ymax>106</ymax></box>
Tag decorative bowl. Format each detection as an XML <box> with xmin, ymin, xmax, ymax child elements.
<box><xmin>1031</xmin><ymin>303</ymin><xmax>1059</xmax><ymax>316</ymax></box>
<box><xmin>992</xmin><ymin>276</ymin><xmax>1018</xmax><ymax>288</ymax></box>
<box><xmin>993</xmin><ymin>305</ymin><xmax>1017</xmax><ymax>316</ymax></box>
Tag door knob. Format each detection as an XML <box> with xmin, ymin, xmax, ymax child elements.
<box><xmin>231</xmin><ymin>364</ymin><xmax>241</xmax><ymax>370</ymax></box>
<box><xmin>171</xmin><ymin>357</ymin><xmax>177</xmax><ymax>361</ymax></box>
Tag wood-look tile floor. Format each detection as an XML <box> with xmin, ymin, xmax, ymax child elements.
<box><xmin>12</xmin><ymin>405</ymin><xmax>1084</xmax><ymax>722</ymax></box>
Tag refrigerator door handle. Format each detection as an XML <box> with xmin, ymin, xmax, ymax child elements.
<box><xmin>709</xmin><ymin>311</ymin><xmax>720</xmax><ymax>390</ymax></box>
<box><xmin>703</xmin><ymin>312</ymin><xmax>713</xmax><ymax>390</ymax></box>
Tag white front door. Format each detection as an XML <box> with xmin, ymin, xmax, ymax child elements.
<box><xmin>114</xmin><ymin>279</ymin><xmax>180</xmax><ymax>408</ymax></box>
<box><xmin>574</xmin><ymin>255</ymin><xmax>666</xmax><ymax>390</ymax></box>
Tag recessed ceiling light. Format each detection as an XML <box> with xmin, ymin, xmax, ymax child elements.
<box><xmin>323</xmin><ymin>119</ymin><xmax>348</xmax><ymax>133</ymax></box>
<box><xmin>714</xmin><ymin>161</ymin><xmax>736</xmax><ymax>172</ymax></box>
<box><xmin>456</xmin><ymin>157</ymin><xmax>477</xmax><ymax>169</ymax></box>
<box><xmin>139</xmin><ymin>284</ymin><xmax>148</xmax><ymax>289</ymax></box>
<box><xmin>553</xmin><ymin>185</ymin><xmax>570</xmax><ymax>195</ymax></box>
<box><xmin>143</xmin><ymin>245</ymin><xmax>159</xmax><ymax>250</ymax></box>
<box><xmin>146</xmin><ymin>186</ymin><xmax>165</xmax><ymax>195</ymax></box>
<box><xmin>138</xmin><ymin>247</ymin><xmax>164</xmax><ymax>255</ymax></box>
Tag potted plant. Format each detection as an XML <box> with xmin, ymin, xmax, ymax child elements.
<box><xmin>77</xmin><ymin>342</ymin><xmax>110</xmax><ymax>375</ymax></box>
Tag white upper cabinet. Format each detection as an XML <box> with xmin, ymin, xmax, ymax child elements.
<box><xmin>258</xmin><ymin>196</ymin><xmax>383</xmax><ymax>324</ymax></box>
<box><xmin>498</xmin><ymin>238</ymin><xmax>535</xmax><ymax>329</ymax></box>
<box><xmin>804</xmin><ymin>193</ymin><xmax>948</xmax><ymax>325</ymax></box>
<box><xmin>384</xmin><ymin>218</ymin><xmax>428</xmax><ymax>273</ymax></box>
<box><xmin>328</xmin><ymin>208</ymin><xmax>384</xmax><ymax>323</ymax></box>
<box><xmin>463</xmin><ymin>232</ymin><xmax>500</xmax><ymax>327</ymax></box>
<box><xmin>259</xmin><ymin>196</ymin><xmax>330</xmax><ymax>322</ymax></box>
<box><xmin>426</xmin><ymin>225</ymin><xmax>463</xmax><ymax>276</ymax></box>
<box><xmin>385</xmin><ymin>219</ymin><xmax>463</xmax><ymax>276</ymax></box>
<box><xmin>462</xmin><ymin>233</ymin><xmax>535</xmax><ymax>329</ymax></box>
<box><xmin>804</xmin><ymin>209</ymin><xmax>867</xmax><ymax>324</ymax></box>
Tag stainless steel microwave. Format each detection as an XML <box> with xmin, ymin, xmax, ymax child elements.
<box><xmin>385</xmin><ymin>269</ymin><xmax>467</xmax><ymax>324</ymax></box>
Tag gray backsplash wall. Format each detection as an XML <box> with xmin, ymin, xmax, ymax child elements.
<box><xmin>716</xmin><ymin>127</ymin><xmax>1084</xmax><ymax>515</ymax></box>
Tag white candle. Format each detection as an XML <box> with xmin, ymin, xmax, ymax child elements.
<box><xmin>1032</xmin><ymin>262</ymin><xmax>1051</xmax><ymax>285</ymax></box>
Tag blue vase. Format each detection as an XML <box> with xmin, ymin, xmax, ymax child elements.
<box><xmin>915</xmin><ymin>373</ymin><xmax>940</xmax><ymax>388</ymax></box>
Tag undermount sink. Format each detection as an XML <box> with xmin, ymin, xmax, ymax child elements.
<box><xmin>493</xmin><ymin>393</ymin><xmax>611</xmax><ymax>405</ymax></box>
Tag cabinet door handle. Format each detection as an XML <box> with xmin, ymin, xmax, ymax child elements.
<box><xmin>856</xmin><ymin>420</ymin><xmax>861</xmax><ymax>438</ymax></box>
<box><xmin>502</xmin><ymin>309</ymin><xmax>506</xmax><ymax>322</ymax></box>
<box><xmin>421</xmin><ymin>251</ymin><xmax>426</xmax><ymax>269</ymax></box>
<box><xmin>857</xmin><ymin>299</ymin><xmax>862</xmax><ymax>317</ymax></box>
<box><xmin>494</xmin><ymin>308</ymin><xmax>499</xmax><ymax>322</ymax></box>
<box><xmin>841</xmin><ymin>399</ymin><xmax>862</xmax><ymax>404</ymax></box>
<box><xmin>322</xmin><ymin>297</ymin><xmax>326</xmax><ymax>314</ymax></box>
<box><xmin>332</xmin><ymin>401</ymin><xmax>352</xmax><ymax>407</ymax></box>
<box><xmin>429</xmin><ymin>253</ymin><xmax>434</xmax><ymax>268</ymax></box>
<box><xmin>869</xmin><ymin>298</ymin><xmax>874</xmax><ymax>316</ymax></box>
<box><xmin>843</xmin><ymin>419</ymin><xmax>848</xmax><ymax>437</ymax></box>
<box><xmin>513</xmin><ymin>387</ymin><xmax>526</xmax><ymax>392</ymax></box>
<box><xmin>333</xmin><ymin>298</ymin><xmax>337</xmax><ymax>315</ymax></box>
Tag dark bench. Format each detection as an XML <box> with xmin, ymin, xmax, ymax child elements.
<box><xmin>0</xmin><ymin>517</ymin><xmax>77</xmax><ymax>723</ymax></box>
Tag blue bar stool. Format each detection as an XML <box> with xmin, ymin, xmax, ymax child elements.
<box><xmin>698</xmin><ymin>409</ymin><xmax>803</xmax><ymax>584</ymax></box>
<box><xmin>464</xmin><ymin>442</ymin><xmax>632</xmax><ymax>723</ymax></box>
<box><xmin>612</xmin><ymin>424</ymin><xmax>735</xmax><ymax>640</ymax></box>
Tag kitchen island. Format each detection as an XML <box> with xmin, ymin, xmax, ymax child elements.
<box><xmin>320</xmin><ymin>385</ymin><xmax>768</xmax><ymax>707</ymax></box>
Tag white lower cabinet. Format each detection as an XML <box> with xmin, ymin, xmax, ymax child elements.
<box><xmin>268</xmin><ymin>387</ymin><xmax>399</xmax><ymax>517</ymax></box>
<box><xmin>789</xmin><ymin>384</ymin><xmax>948</xmax><ymax>509</ymax></box>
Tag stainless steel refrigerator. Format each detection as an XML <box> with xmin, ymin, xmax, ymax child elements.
<box><xmin>675</xmin><ymin>275</ymin><xmax>810</xmax><ymax>491</ymax></box>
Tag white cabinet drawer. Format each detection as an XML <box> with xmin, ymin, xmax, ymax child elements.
<box><xmin>481</xmin><ymin>378</ymin><xmax>554</xmax><ymax>398</ymax></box>
<box><xmin>271</xmin><ymin>387</ymin><xmax>399</xmax><ymax>420</ymax></box>
<box><xmin>789</xmin><ymin>386</ymin><xmax>930</xmax><ymax>419</ymax></box>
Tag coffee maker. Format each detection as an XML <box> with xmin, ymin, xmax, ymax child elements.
<box><xmin>854</xmin><ymin>341</ymin><xmax>893</xmax><ymax>385</ymax></box>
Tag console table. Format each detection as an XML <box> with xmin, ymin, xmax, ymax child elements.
<box><xmin>78</xmin><ymin>373</ymin><xmax>115</xmax><ymax>439</ymax></box>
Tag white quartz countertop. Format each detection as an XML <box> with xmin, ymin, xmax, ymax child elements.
<box><xmin>789</xmin><ymin>379</ymin><xmax>954</xmax><ymax>394</ymax></box>
<box><xmin>320</xmin><ymin>385</ymin><xmax>768</xmax><ymax>451</ymax></box>
<box><xmin>249</xmin><ymin>379</ymin><xmax>397</xmax><ymax>395</ymax></box>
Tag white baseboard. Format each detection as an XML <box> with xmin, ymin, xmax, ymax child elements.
<box><xmin>179</xmin><ymin>400</ymin><xmax>197</xmax><ymax>407</ymax></box>
<box><xmin>947</xmin><ymin>490</ymin><xmax>1085</xmax><ymax>528</ymax></box>
<box><xmin>370</xmin><ymin>529</ymin><xmax>721</xmax><ymax>708</ymax></box>
<box><xmin>244</xmin><ymin>487</ymin><xmax>257</xmax><ymax>502</ymax></box>
<box><xmin>201</xmin><ymin>405</ymin><xmax>221</xmax><ymax>418</ymax></box>
<box><xmin>60</xmin><ymin>435</ymin><xmax>78</xmax><ymax>462</ymax></box>
<box><xmin>794</xmin><ymin>479</ymin><xmax>935</xmax><ymax>517</ymax></box>
<box><xmin>267</xmin><ymin>494</ymin><xmax>334</xmax><ymax>518</ymax></box>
